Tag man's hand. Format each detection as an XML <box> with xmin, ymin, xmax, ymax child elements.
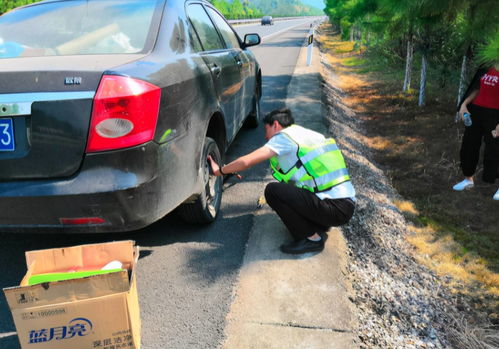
<box><xmin>207</xmin><ymin>155</ymin><xmax>243</xmax><ymax>179</ymax></box>
<box><xmin>207</xmin><ymin>155</ymin><xmax>220</xmax><ymax>176</ymax></box>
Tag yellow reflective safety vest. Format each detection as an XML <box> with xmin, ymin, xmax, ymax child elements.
<box><xmin>269</xmin><ymin>125</ymin><xmax>350</xmax><ymax>193</ymax></box>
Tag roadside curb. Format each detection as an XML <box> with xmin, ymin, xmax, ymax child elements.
<box><xmin>222</xmin><ymin>28</ymin><xmax>358</xmax><ymax>349</ymax></box>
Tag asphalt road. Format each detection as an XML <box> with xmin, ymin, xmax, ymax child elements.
<box><xmin>0</xmin><ymin>18</ymin><xmax>318</xmax><ymax>349</ymax></box>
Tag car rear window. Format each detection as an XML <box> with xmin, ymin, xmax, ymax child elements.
<box><xmin>187</xmin><ymin>4</ymin><xmax>224</xmax><ymax>52</ymax></box>
<box><xmin>205</xmin><ymin>7</ymin><xmax>240</xmax><ymax>49</ymax></box>
<box><xmin>0</xmin><ymin>0</ymin><xmax>162</xmax><ymax>58</ymax></box>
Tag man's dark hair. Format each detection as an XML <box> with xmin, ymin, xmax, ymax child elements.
<box><xmin>262</xmin><ymin>108</ymin><xmax>294</xmax><ymax>128</ymax></box>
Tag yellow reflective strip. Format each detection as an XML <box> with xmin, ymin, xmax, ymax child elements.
<box><xmin>300</xmin><ymin>143</ymin><xmax>339</xmax><ymax>164</ymax></box>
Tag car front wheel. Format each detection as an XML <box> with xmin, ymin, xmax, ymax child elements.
<box><xmin>178</xmin><ymin>137</ymin><xmax>222</xmax><ymax>224</ymax></box>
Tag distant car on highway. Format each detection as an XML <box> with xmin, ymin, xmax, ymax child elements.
<box><xmin>261</xmin><ymin>16</ymin><xmax>274</xmax><ymax>25</ymax></box>
<box><xmin>0</xmin><ymin>0</ymin><xmax>262</xmax><ymax>232</ymax></box>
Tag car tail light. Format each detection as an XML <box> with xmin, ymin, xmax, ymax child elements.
<box><xmin>86</xmin><ymin>75</ymin><xmax>161</xmax><ymax>153</ymax></box>
<box><xmin>60</xmin><ymin>217</ymin><xmax>106</xmax><ymax>225</ymax></box>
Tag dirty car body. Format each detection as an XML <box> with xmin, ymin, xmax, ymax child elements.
<box><xmin>0</xmin><ymin>0</ymin><xmax>261</xmax><ymax>232</ymax></box>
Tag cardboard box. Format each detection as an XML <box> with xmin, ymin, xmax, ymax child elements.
<box><xmin>3</xmin><ymin>240</ymin><xmax>141</xmax><ymax>349</ymax></box>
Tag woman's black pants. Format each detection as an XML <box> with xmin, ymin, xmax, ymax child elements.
<box><xmin>460</xmin><ymin>104</ymin><xmax>499</xmax><ymax>183</ymax></box>
<box><xmin>264</xmin><ymin>182</ymin><xmax>355</xmax><ymax>241</ymax></box>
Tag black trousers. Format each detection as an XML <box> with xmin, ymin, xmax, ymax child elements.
<box><xmin>460</xmin><ymin>104</ymin><xmax>499</xmax><ymax>183</ymax></box>
<box><xmin>264</xmin><ymin>182</ymin><xmax>355</xmax><ymax>241</ymax></box>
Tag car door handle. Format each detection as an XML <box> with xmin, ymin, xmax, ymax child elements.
<box><xmin>209</xmin><ymin>64</ymin><xmax>221</xmax><ymax>77</ymax></box>
<box><xmin>231</xmin><ymin>51</ymin><xmax>243</xmax><ymax>68</ymax></box>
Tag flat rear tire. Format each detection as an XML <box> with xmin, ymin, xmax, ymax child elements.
<box><xmin>178</xmin><ymin>137</ymin><xmax>222</xmax><ymax>224</ymax></box>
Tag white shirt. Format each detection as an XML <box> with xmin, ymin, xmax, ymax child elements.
<box><xmin>265</xmin><ymin>129</ymin><xmax>356</xmax><ymax>200</ymax></box>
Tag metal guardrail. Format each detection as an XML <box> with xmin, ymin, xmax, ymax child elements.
<box><xmin>228</xmin><ymin>16</ymin><xmax>321</xmax><ymax>26</ymax></box>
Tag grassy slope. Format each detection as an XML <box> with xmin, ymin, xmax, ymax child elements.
<box><xmin>319</xmin><ymin>25</ymin><xmax>498</xmax><ymax>324</ymax></box>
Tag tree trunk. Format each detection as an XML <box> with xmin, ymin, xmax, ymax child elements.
<box><xmin>457</xmin><ymin>48</ymin><xmax>470</xmax><ymax>107</ymax></box>
<box><xmin>350</xmin><ymin>28</ymin><xmax>354</xmax><ymax>42</ymax></box>
<box><xmin>418</xmin><ymin>50</ymin><xmax>428</xmax><ymax>107</ymax></box>
<box><xmin>403</xmin><ymin>37</ymin><xmax>414</xmax><ymax>92</ymax></box>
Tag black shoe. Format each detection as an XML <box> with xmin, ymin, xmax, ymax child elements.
<box><xmin>318</xmin><ymin>232</ymin><xmax>328</xmax><ymax>243</ymax></box>
<box><xmin>280</xmin><ymin>238</ymin><xmax>324</xmax><ymax>254</ymax></box>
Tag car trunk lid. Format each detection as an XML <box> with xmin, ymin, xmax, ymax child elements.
<box><xmin>0</xmin><ymin>55</ymin><xmax>143</xmax><ymax>180</ymax></box>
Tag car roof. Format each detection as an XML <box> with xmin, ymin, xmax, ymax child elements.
<box><xmin>6</xmin><ymin>0</ymin><xmax>172</xmax><ymax>15</ymax></box>
<box><xmin>16</xmin><ymin>0</ymin><xmax>171</xmax><ymax>8</ymax></box>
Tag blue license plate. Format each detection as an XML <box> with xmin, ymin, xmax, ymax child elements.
<box><xmin>0</xmin><ymin>118</ymin><xmax>15</xmax><ymax>151</ymax></box>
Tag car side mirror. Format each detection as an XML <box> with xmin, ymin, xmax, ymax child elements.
<box><xmin>243</xmin><ymin>33</ymin><xmax>260</xmax><ymax>48</ymax></box>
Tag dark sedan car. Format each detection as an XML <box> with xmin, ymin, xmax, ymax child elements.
<box><xmin>0</xmin><ymin>0</ymin><xmax>261</xmax><ymax>232</ymax></box>
<box><xmin>261</xmin><ymin>16</ymin><xmax>274</xmax><ymax>25</ymax></box>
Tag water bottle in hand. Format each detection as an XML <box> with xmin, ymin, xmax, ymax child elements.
<box><xmin>463</xmin><ymin>112</ymin><xmax>472</xmax><ymax>127</ymax></box>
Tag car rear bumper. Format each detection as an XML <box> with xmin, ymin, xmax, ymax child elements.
<box><xmin>0</xmin><ymin>142</ymin><xmax>183</xmax><ymax>233</ymax></box>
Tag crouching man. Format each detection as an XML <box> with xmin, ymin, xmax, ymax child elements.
<box><xmin>209</xmin><ymin>108</ymin><xmax>356</xmax><ymax>254</ymax></box>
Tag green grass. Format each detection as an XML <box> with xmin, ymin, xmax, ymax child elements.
<box><xmin>347</xmin><ymin>51</ymin><xmax>406</xmax><ymax>79</ymax></box>
<box><xmin>416</xmin><ymin>207</ymin><xmax>498</xmax><ymax>270</ymax></box>
<box><xmin>343</xmin><ymin>57</ymin><xmax>367</xmax><ymax>66</ymax></box>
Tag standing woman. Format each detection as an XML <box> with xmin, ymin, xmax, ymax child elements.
<box><xmin>453</xmin><ymin>62</ymin><xmax>499</xmax><ymax>200</ymax></box>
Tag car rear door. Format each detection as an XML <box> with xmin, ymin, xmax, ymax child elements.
<box><xmin>186</xmin><ymin>3</ymin><xmax>241</xmax><ymax>142</ymax></box>
<box><xmin>204</xmin><ymin>6</ymin><xmax>253</xmax><ymax>131</ymax></box>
